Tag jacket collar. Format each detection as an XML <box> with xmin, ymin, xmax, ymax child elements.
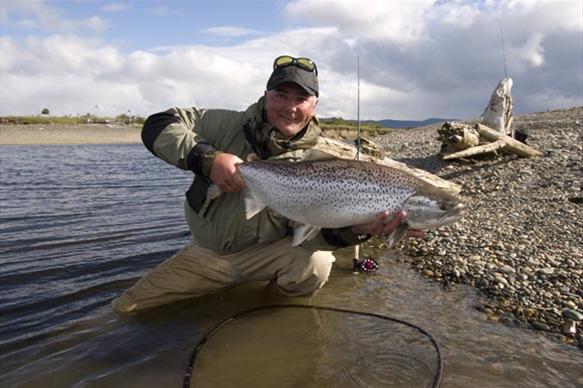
<box><xmin>243</xmin><ymin>97</ymin><xmax>321</xmax><ymax>159</ymax></box>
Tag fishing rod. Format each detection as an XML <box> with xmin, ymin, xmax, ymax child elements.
<box><xmin>499</xmin><ymin>22</ymin><xmax>508</xmax><ymax>78</ymax></box>
<box><xmin>353</xmin><ymin>56</ymin><xmax>380</xmax><ymax>274</ymax></box>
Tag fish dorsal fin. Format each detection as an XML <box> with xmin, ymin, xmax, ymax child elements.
<box><xmin>386</xmin><ymin>224</ymin><xmax>409</xmax><ymax>249</ymax></box>
<box><xmin>292</xmin><ymin>224</ymin><xmax>322</xmax><ymax>246</ymax></box>
<box><xmin>243</xmin><ymin>190</ymin><xmax>266</xmax><ymax>220</ymax></box>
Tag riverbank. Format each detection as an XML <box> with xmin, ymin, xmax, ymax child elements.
<box><xmin>0</xmin><ymin>123</ymin><xmax>141</xmax><ymax>145</ymax></box>
<box><xmin>0</xmin><ymin>117</ymin><xmax>384</xmax><ymax>145</ymax></box>
<box><xmin>373</xmin><ymin>106</ymin><xmax>582</xmax><ymax>347</ymax></box>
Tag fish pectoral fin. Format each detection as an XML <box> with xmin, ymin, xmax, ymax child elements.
<box><xmin>292</xmin><ymin>224</ymin><xmax>322</xmax><ymax>246</ymax></box>
<box><xmin>386</xmin><ymin>224</ymin><xmax>409</xmax><ymax>249</ymax></box>
<box><xmin>243</xmin><ymin>190</ymin><xmax>266</xmax><ymax>220</ymax></box>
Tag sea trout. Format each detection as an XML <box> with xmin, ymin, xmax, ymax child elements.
<box><xmin>237</xmin><ymin>158</ymin><xmax>465</xmax><ymax>247</ymax></box>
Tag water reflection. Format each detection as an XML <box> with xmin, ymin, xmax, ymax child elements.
<box><xmin>190</xmin><ymin>306</ymin><xmax>438</xmax><ymax>388</ymax></box>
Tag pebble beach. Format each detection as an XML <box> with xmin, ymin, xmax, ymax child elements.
<box><xmin>374</xmin><ymin>106</ymin><xmax>583</xmax><ymax>347</ymax></box>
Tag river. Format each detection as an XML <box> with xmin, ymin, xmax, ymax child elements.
<box><xmin>1</xmin><ymin>144</ymin><xmax>581</xmax><ymax>387</ymax></box>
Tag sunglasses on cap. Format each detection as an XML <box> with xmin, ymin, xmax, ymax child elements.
<box><xmin>273</xmin><ymin>55</ymin><xmax>318</xmax><ymax>75</ymax></box>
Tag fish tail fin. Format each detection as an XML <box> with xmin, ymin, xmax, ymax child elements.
<box><xmin>243</xmin><ymin>190</ymin><xmax>266</xmax><ymax>220</ymax></box>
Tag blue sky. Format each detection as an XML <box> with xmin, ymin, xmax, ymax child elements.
<box><xmin>1</xmin><ymin>0</ymin><xmax>582</xmax><ymax>120</ymax></box>
<box><xmin>2</xmin><ymin>1</ymin><xmax>296</xmax><ymax>48</ymax></box>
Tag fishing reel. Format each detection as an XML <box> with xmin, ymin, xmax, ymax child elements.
<box><xmin>352</xmin><ymin>256</ymin><xmax>380</xmax><ymax>273</ymax></box>
<box><xmin>352</xmin><ymin>243</ymin><xmax>380</xmax><ymax>273</ymax></box>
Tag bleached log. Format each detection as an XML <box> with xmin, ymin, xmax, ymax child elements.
<box><xmin>310</xmin><ymin>136</ymin><xmax>462</xmax><ymax>196</ymax></box>
<box><xmin>481</xmin><ymin>77</ymin><xmax>514</xmax><ymax>136</ymax></box>
<box><xmin>474</xmin><ymin>123</ymin><xmax>542</xmax><ymax>157</ymax></box>
<box><xmin>443</xmin><ymin>140</ymin><xmax>506</xmax><ymax>160</ymax></box>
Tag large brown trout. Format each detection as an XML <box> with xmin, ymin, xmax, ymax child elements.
<box><xmin>237</xmin><ymin>158</ymin><xmax>465</xmax><ymax>247</ymax></box>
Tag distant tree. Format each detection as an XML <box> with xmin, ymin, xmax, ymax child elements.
<box><xmin>41</xmin><ymin>108</ymin><xmax>50</xmax><ymax>115</ymax></box>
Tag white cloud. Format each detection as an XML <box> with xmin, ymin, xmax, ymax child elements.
<box><xmin>284</xmin><ymin>0</ymin><xmax>434</xmax><ymax>44</ymax></box>
<box><xmin>1</xmin><ymin>0</ymin><xmax>581</xmax><ymax>119</ymax></box>
<box><xmin>84</xmin><ymin>16</ymin><xmax>110</xmax><ymax>34</ymax></box>
<box><xmin>436</xmin><ymin>3</ymin><xmax>480</xmax><ymax>28</ymax></box>
<box><xmin>1</xmin><ymin>0</ymin><xmax>109</xmax><ymax>34</ymax></box>
<box><xmin>515</xmin><ymin>32</ymin><xmax>545</xmax><ymax>68</ymax></box>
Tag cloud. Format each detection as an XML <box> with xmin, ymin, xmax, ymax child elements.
<box><xmin>1</xmin><ymin>0</ymin><xmax>109</xmax><ymax>34</ymax></box>
<box><xmin>146</xmin><ymin>6</ymin><xmax>172</xmax><ymax>16</ymax></box>
<box><xmin>1</xmin><ymin>0</ymin><xmax>581</xmax><ymax>119</ymax></box>
<box><xmin>284</xmin><ymin>0</ymin><xmax>434</xmax><ymax>44</ymax></box>
<box><xmin>84</xmin><ymin>16</ymin><xmax>110</xmax><ymax>34</ymax></box>
<box><xmin>102</xmin><ymin>3</ymin><xmax>131</xmax><ymax>13</ymax></box>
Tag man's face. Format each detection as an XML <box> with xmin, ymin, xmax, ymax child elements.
<box><xmin>264</xmin><ymin>83</ymin><xmax>318</xmax><ymax>138</ymax></box>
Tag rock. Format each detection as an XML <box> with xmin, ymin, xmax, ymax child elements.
<box><xmin>563</xmin><ymin>309</ymin><xmax>583</xmax><ymax>321</ymax></box>
<box><xmin>561</xmin><ymin>320</ymin><xmax>577</xmax><ymax>336</ymax></box>
<box><xmin>538</xmin><ymin>267</ymin><xmax>555</xmax><ymax>275</ymax></box>
<box><xmin>499</xmin><ymin>265</ymin><xmax>516</xmax><ymax>274</ymax></box>
<box><xmin>532</xmin><ymin>321</ymin><xmax>550</xmax><ymax>331</ymax></box>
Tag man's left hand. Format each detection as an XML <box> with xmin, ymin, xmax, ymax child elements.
<box><xmin>350</xmin><ymin>210</ymin><xmax>426</xmax><ymax>238</ymax></box>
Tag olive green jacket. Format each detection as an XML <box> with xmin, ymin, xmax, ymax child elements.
<box><xmin>142</xmin><ymin>97</ymin><xmax>365</xmax><ymax>253</ymax></box>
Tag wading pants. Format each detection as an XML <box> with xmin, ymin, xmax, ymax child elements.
<box><xmin>111</xmin><ymin>237</ymin><xmax>335</xmax><ymax>314</ymax></box>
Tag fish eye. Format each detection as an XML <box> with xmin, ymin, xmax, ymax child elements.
<box><xmin>439</xmin><ymin>203</ymin><xmax>448</xmax><ymax>211</ymax></box>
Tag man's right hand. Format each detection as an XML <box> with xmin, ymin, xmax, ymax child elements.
<box><xmin>209</xmin><ymin>152</ymin><xmax>246</xmax><ymax>192</ymax></box>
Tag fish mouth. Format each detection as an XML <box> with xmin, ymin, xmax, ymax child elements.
<box><xmin>440</xmin><ymin>203</ymin><xmax>465</xmax><ymax>222</ymax></box>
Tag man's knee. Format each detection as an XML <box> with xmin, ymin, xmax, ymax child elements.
<box><xmin>275</xmin><ymin>250</ymin><xmax>334</xmax><ymax>296</ymax></box>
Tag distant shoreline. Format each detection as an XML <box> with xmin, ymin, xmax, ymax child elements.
<box><xmin>0</xmin><ymin>124</ymin><xmax>142</xmax><ymax>145</ymax></box>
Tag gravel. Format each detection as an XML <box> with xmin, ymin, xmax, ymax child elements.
<box><xmin>373</xmin><ymin>106</ymin><xmax>583</xmax><ymax>347</ymax></box>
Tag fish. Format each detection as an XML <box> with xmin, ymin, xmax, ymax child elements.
<box><xmin>236</xmin><ymin>158</ymin><xmax>465</xmax><ymax>247</ymax></box>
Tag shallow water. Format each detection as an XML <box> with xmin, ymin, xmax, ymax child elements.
<box><xmin>1</xmin><ymin>144</ymin><xmax>581</xmax><ymax>388</ymax></box>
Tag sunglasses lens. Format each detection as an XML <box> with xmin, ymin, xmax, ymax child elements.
<box><xmin>296</xmin><ymin>58</ymin><xmax>315</xmax><ymax>71</ymax></box>
<box><xmin>274</xmin><ymin>55</ymin><xmax>294</xmax><ymax>68</ymax></box>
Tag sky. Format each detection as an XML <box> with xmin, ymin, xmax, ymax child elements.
<box><xmin>0</xmin><ymin>0</ymin><xmax>582</xmax><ymax>120</ymax></box>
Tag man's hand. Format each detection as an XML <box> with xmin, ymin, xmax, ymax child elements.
<box><xmin>351</xmin><ymin>210</ymin><xmax>426</xmax><ymax>238</ymax></box>
<box><xmin>209</xmin><ymin>153</ymin><xmax>246</xmax><ymax>192</ymax></box>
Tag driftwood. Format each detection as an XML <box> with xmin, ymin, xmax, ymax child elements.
<box><xmin>440</xmin><ymin>122</ymin><xmax>542</xmax><ymax>160</ymax></box>
<box><xmin>481</xmin><ymin>77</ymin><xmax>514</xmax><ymax>136</ymax></box>
<box><xmin>474</xmin><ymin>123</ymin><xmax>542</xmax><ymax>157</ymax></box>
<box><xmin>438</xmin><ymin>121</ymin><xmax>480</xmax><ymax>151</ymax></box>
<box><xmin>310</xmin><ymin>136</ymin><xmax>462</xmax><ymax>197</ymax></box>
<box><xmin>443</xmin><ymin>140</ymin><xmax>506</xmax><ymax>160</ymax></box>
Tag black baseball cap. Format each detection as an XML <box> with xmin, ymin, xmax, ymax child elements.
<box><xmin>266</xmin><ymin>62</ymin><xmax>319</xmax><ymax>97</ymax></box>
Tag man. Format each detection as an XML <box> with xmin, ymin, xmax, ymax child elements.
<box><xmin>112</xmin><ymin>55</ymin><xmax>422</xmax><ymax>313</ymax></box>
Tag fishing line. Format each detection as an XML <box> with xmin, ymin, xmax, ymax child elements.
<box><xmin>183</xmin><ymin>304</ymin><xmax>443</xmax><ymax>388</ymax></box>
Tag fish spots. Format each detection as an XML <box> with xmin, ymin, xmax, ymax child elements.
<box><xmin>238</xmin><ymin>159</ymin><xmax>462</xmax><ymax>229</ymax></box>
